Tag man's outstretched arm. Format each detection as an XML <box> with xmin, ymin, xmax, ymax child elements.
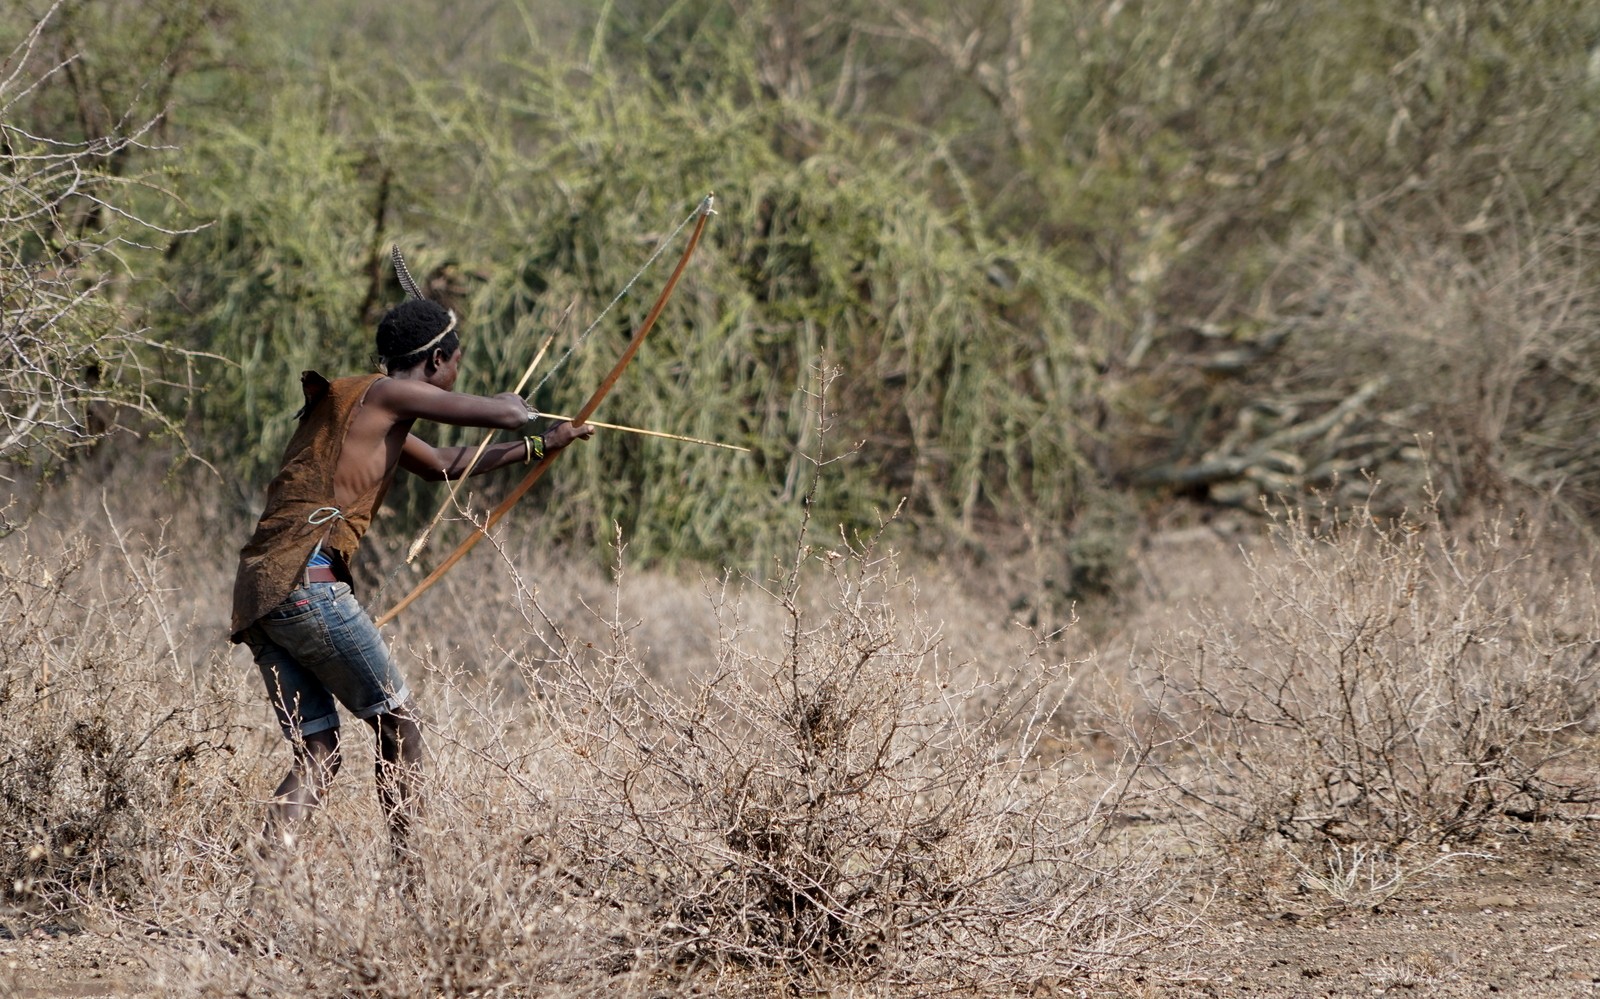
<box><xmin>399</xmin><ymin>422</ymin><xmax>595</xmax><ymax>482</ymax></box>
<box><xmin>369</xmin><ymin>377</ymin><xmax>532</xmax><ymax>430</ymax></box>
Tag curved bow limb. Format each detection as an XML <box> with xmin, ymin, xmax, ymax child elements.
<box><xmin>376</xmin><ymin>194</ymin><xmax>715</xmax><ymax>627</ymax></box>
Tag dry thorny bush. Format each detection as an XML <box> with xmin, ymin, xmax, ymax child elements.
<box><xmin>1285</xmin><ymin>224</ymin><xmax>1600</xmax><ymax>518</ymax></box>
<box><xmin>0</xmin><ymin>488</ymin><xmax>1195</xmax><ymax>996</ymax></box>
<box><xmin>1108</xmin><ymin>492</ymin><xmax>1600</xmax><ymax>880</ymax></box>
<box><xmin>163</xmin><ymin>521</ymin><xmax>1192</xmax><ymax>997</ymax></box>
<box><xmin>529</xmin><ymin>528</ymin><xmax>1193</xmax><ymax>992</ymax></box>
<box><xmin>0</xmin><ymin>505</ymin><xmax>246</xmax><ymax>918</ymax></box>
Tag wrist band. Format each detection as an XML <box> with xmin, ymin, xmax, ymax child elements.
<box><xmin>524</xmin><ymin>434</ymin><xmax>544</xmax><ymax>464</ymax></box>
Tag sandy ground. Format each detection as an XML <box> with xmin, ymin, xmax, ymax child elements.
<box><xmin>3</xmin><ymin>819</ymin><xmax>1595</xmax><ymax>998</ymax></box>
<box><xmin>1137</xmin><ymin>825</ymin><xmax>1600</xmax><ymax>998</ymax></box>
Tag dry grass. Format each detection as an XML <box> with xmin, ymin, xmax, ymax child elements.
<box><xmin>4</xmin><ymin>458</ymin><xmax>1599</xmax><ymax>994</ymax></box>
<box><xmin>1095</xmin><ymin>492</ymin><xmax>1600</xmax><ymax>880</ymax></box>
<box><xmin>0</xmin><ymin>505</ymin><xmax>248</xmax><ymax>915</ymax></box>
<box><xmin>1</xmin><ymin>476</ymin><xmax>1198</xmax><ymax>996</ymax></box>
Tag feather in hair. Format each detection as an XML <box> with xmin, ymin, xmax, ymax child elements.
<box><xmin>390</xmin><ymin>244</ymin><xmax>425</xmax><ymax>300</ymax></box>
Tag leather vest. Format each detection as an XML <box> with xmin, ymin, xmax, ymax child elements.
<box><xmin>230</xmin><ymin>371</ymin><xmax>392</xmax><ymax>640</ymax></box>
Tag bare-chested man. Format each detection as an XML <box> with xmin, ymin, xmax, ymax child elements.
<box><xmin>229</xmin><ymin>298</ymin><xmax>592</xmax><ymax>869</ymax></box>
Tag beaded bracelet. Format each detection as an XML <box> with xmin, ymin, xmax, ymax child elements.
<box><xmin>524</xmin><ymin>433</ymin><xmax>545</xmax><ymax>464</ymax></box>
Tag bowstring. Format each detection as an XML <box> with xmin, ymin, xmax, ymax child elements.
<box><xmin>528</xmin><ymin>202</ymin><xmax>702</xmax><ymax>397</ymax></box>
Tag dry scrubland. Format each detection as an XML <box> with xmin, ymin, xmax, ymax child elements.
<box><xmin>2</xmin><ymin>471</ymin><xmax>1597</xmax><ymax>997</ymax></box>
<box><xmin>8</xmin><ymin>2</ymin><xmax>1600</xmax><ymax>993</ymax></box>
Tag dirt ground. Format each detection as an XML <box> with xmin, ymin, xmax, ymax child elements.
<box><xmin>1134</xmin><ymin>823</ymin><xmax>1600</xmax><ymax>998</ymax></box>
<box><xmin>3</xmin><ymin>819</ymin><xmax>1595</xmax><ymax>999</ymax></box>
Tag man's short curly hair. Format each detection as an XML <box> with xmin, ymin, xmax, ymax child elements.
<box><xmin>375</xmin><ymin>300</ymin><xmax>459</xmax><ymax>373</ymax></box>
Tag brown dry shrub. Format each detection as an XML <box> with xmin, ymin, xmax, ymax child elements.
<box><xmin>1113</xmin><ymin>494</ymin><xmax>1600</xmax><ymax>856</ymax></box>
<box><xmin>0</xmin><ymin>513</ymin><xmax>247</xmax><ymax>917</ymax></box>
<box><xmin>154</xmin><ymin>528</ymin><xmax>1194</xmax><ymax>997</ymax></box>
<box><xmin>1287</xmin><ymin>226</ymin><xmax>1600</xmax><ymax>517</ymax></box>
<box><xmin>528</xmin><ymin>532</ymin><xmax>1190</xmax><ymax>990</ymax></box>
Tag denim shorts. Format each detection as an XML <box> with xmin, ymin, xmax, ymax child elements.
<box><xmin>241</xmin><ymin>581</ymin><xmax>412</xmax><ymax>739</ymax></box>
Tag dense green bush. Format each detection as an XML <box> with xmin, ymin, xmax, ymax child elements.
<box><xmin>11</xmin><ymin>0</ymin><xmax>1600</xmax><ymax>568</ymax></box>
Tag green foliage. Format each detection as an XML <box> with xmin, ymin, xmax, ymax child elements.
<box><xmin>15</xmin><ymin>0</ymin><xmax>1600</xmax><ymax>569</ymax></box>
<box><xmin>408</xmin><ymin>63</ymin><xmax>1108</xmax><ymax>563</ymax></box>
<box><xmin>158</xmin><ymin>97</ymin><xmax>376</xmax><ymax>476</ymax></box>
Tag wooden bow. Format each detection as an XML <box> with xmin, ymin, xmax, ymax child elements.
<box><xmin>376</xmin><ymin>194</ymin><xmax>715</xmax><ymax>626</ymax></box>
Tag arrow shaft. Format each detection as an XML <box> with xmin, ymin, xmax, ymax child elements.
<box><xmin>538</xmin><ymin>413</ymin><xmax>748</xmax><ymax>452</ymax></box>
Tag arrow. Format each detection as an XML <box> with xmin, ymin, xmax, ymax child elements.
<box><xmin>534</xmin><ymin>413</ymin><xmax>748</xmax><ymax>452</ymax></box>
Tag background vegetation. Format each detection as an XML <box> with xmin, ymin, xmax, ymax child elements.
<box><xmin>10</xmin><ymin>0</ymin><xmax>1600</xmax><ymax>580</ymax></box>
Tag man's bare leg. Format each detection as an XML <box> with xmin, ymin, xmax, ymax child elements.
<box><xmin>369</xmin><ymin>703</ymin><xmax>425</xmax><ymax>886</ymax></box>
<box><xmin>264</xmin><ymin>728</ymin><xmax>343</xmax><ymax>848</ymax></box>
<box><xmin>239</xmin><ymin>728</ymin><xmax>342</xmax><ymax>940</ymax></box>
